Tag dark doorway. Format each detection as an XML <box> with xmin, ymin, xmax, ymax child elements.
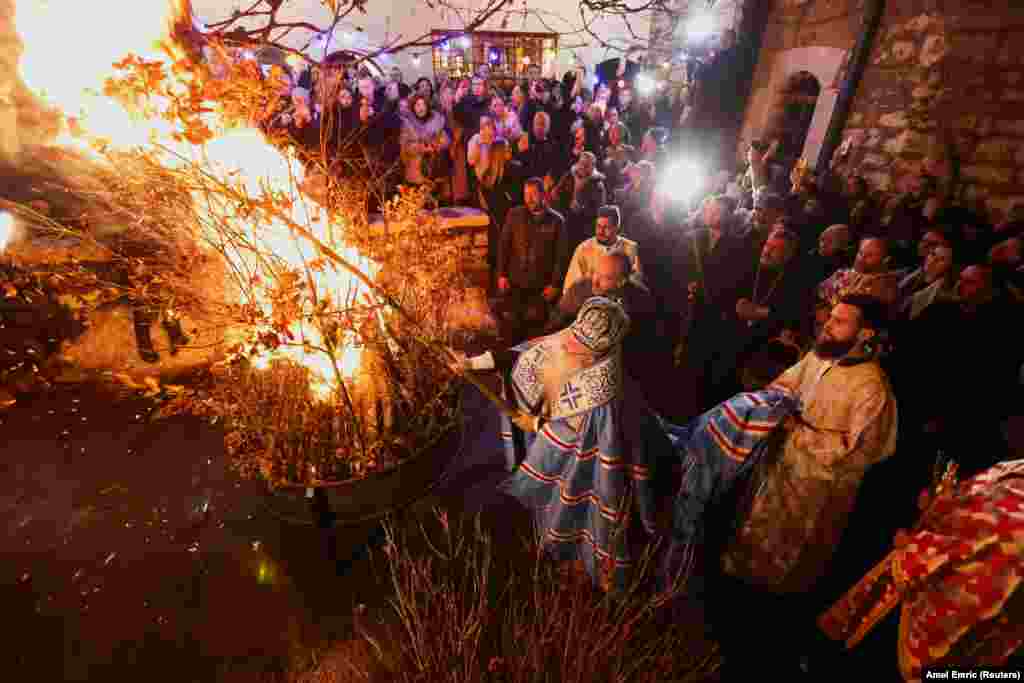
<box><xmin>768</xmin><ymin>70</ymin><xmax>821</xmax><ymax>163</ymax></box>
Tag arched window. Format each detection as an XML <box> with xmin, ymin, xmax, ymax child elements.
<box><xmin>766</xmin><ymin>70</ymin><xmax>821</xmax><ymax>162</ymax></box>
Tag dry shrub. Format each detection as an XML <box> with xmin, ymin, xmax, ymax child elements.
<box><xmin>322</xmin><ymin>508</ymin><xmax>723</xmax><ymax>683</ymax></box>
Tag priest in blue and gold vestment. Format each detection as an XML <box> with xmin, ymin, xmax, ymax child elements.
<box><xmin>457</xmin><ymin>297</ymin><xmax>675</xmax><ymax>591</ymax></box>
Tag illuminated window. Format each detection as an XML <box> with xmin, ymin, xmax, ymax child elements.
<box><xmin>431</xmin><ymin>30</ymin><xmax>558</xmax><ymax>84</ymax></box>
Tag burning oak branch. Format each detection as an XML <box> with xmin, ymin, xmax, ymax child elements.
<box><xmin>0</xmin><ymin>0</ymin><xmax>481</xmax><ymax>486</ymax></box>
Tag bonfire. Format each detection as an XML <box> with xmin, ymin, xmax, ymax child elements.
<box><xmin>0</xmin><ymin>0</ymin><xmax>479</xmax><ymax>487</ymax></box>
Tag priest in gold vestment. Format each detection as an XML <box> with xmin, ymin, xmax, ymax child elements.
<box><xmin>721</xmin><ymin>294</ymin><xmax>899</xmax><ymax>593</ymax></box>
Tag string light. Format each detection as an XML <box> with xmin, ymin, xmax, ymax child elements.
<box><xmin>412</xmin><ymin>54</ymin><xmax>421</xmax><ymax>66</ymax></box>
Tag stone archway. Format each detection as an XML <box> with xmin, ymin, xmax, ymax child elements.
<box><xmin>747</xmin><ymin>46</ymin><xmax>848</xmax><ymax>168</ymax></box>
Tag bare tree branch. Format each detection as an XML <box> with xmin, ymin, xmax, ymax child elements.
<box><xmin>195</xmin><ymin>0</ymin><xmax>664</xmax><ymax>71</ymax></box>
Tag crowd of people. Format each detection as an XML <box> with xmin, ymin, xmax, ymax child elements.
<box><xmin>240</xmin><ymin>38</ymin><xmax>1024</xmax><ymax>677</ymax></box>
<box><xmin>250</xmin><ymin>37</ymin><xmax>741</xmax><ymax>217</ymax></box>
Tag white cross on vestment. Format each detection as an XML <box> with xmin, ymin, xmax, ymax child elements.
<box><xmin>560</xmin><ymin>382</ymin><xmax>582</xmax><ymax>411</ymax></box>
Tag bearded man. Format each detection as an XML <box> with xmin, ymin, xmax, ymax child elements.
<box><xmin>818</xmin><ymin>236</ymin><xmax>900</xmax><ymax>310</ymax></box>
<box><xmin>562</xmin><ymin>205</ymin><xmax>644</xmax><ymax>294</ymax></box>
<box><xmin>551</xmin><ymin>151</ymin><xmax>608</xmax><ymax>254</ymax></box>
<box><xmin>454</xmin><ymin>297</ymin><xmax>674</xmax><ymax>591</ymax></box>
<box><xmin>721</xmin><ymin>294</ymin><xmax>898</xmax><ymax>595</ymax></box>
<box><xmin>702</xmin><ymin>226</ymin><xmax>812</xmax><ymax>406</ymax></box>
<box><xmin>494</xmin><ymin>177</ymin><xmax>569</xmax><ymax>343</ymax></box>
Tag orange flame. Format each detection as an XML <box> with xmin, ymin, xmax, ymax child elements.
<box><xmin>15</xmin><ymin>0</ymin><xmax>378</xmax><ymax>398</ymax></box>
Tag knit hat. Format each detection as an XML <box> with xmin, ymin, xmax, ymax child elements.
<box><xmin>570</xmin><ymin>297</ymin><xmax>630</xmax><ymax>354</ymax></box>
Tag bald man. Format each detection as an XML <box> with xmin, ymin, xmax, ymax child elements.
<box><xmin>545</xmin><ymin>250</ymin><xmax>664</xmax><ymax>402</ymax></box>
<box><xmin>818</xmin><ymin>236</ymin><xmax>900</xmax><ymax>309</ymax></box>
<box><xmin>818</xmin><ymin>224</ymin><xmax>851</xmax><ymax>259</ymax></box>
<box><xmin>808</xmin><ymin>224</ymin><xmax>853</xmax><ymax>303</ymax></box>
<box><xmin>546</xmin><ymin>250</ymin><xmax>653</xmax><ymax>333</ymax></box>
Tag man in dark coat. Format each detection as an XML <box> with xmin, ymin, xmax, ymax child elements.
<box><xmin>516</xmin><ymin>111</ymin><xmax>561</xmax><ymax>192</ymax></box>
<box><xmin>709</xmin><ymin>226</ymin><xmax>814</xmax><ymax>406</ymax></box>
<box><xmin>494</xmin><ymin>177</ymin><xmax>570</xmax><ymax>343</ymax></box>
<box><xmin>678</xmin><ymin>195</ymin><xmax>760</xmax><ymax>411</ymax></box>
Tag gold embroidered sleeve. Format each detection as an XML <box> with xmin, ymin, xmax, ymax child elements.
<box><xmin>793</xmin><ymin>378</ymin><xmax>897</xmax><ymax>469</ymax></box>
<box><xmin>767</xmin><ymin>353</ymin><xmax>810</xmax><ymax>396</ymax></box>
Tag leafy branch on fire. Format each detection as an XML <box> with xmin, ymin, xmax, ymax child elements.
<box><xmin>3</xmin><ymin>29</ymin><xmax>486</xmax><ymax>488</ymax></box>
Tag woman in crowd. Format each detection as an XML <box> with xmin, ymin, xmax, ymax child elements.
<box><xmin>467</xmin><ymin>115</ymin><xmax>504</xmax><ymax>187</ymax></box>
<box><xmin>476</xmin><ymin>138</ymin><xmax>523</xmax><ymax>290</ymax></box>
<box><xmin>400</xmin><ymin>93</ymin><xmax>450</xmax><ymax>191</ymax></box>
<box><xmin>414</xmin><ymin>76</ymin><xmax>434</xmax><ymax>103</ymax></box>
<box><xmin>489</xmin><ymin>94</ymin><xmax>522</xmax><ymax>143</ymax></box>
<box><xmin>437</xmin><ymin>79</ymin><xmax>455</xmax><ymax>118</ymax></box>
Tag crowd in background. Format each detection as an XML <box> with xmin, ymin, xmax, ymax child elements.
<box><xmin>207</xmin><ymin>30</ymin><xmax>1024</xmax><ymax>676</ymax></box>
<box><xmin>248</xmin><ymin>37</ymin><xmax>1024</xmax><ymax>473</ymax></box>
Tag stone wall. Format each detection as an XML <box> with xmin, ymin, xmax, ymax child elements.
<box><xmin>704</xmin><ymin>0</ymin><xmax>1024</xmax><ymax>222</ymax></box>
<box><xmin>838</xmin><ymin>1</ymin><xmax>1024</xmax><ymax>222</ymax></box>
<box><xmin>737</xmin><ymin>0</ymin><xmax>860</xmax><ymax>167</ymax></box>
